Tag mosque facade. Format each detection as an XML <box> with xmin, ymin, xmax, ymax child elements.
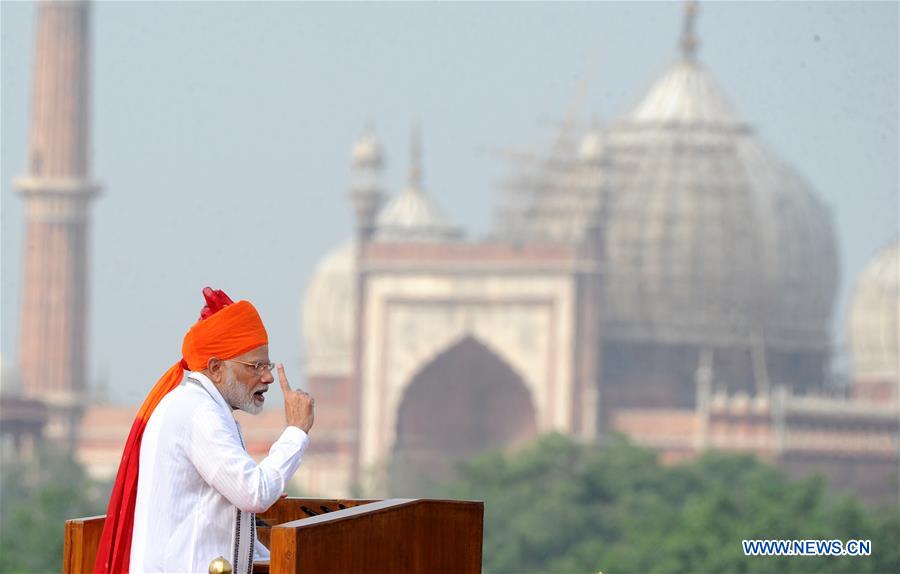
<box><xmin>298</xmin><ymin>8</ymin><xmax>899</xmax><ymax>501</ymax></box>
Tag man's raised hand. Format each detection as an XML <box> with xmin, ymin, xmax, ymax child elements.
<box><xmin>277</xmin><ymin>363</ymin><xmax>314</xmax><ymax>434</ymax></box>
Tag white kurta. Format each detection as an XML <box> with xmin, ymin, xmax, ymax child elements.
<box><xmin>130</xmin><ymin>372</ymin><xmax>309</xmax><ymax>574</ymax></box>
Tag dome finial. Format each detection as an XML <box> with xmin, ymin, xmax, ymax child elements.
<box><xmin>680</xmin><ymin>0</ymin><xmax>699</xmax><ymax>60</ymax></box>
<box><xmin>409</xmin><ymin>120</ymin><xmax>423</xmax><ymax>192</ymax></box>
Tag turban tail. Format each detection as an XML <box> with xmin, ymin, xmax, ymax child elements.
<box><xmin>93</xmin><ymin>300</ymin><xmax>268</xmax><ymax>573</ymax></box>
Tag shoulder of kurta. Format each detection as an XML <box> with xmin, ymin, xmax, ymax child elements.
<box><xmin>155</xmin><ymin>384</ymin><xmax>233</xmax><ymax>438</ymax></box>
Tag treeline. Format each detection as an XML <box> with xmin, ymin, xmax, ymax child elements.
<box><xmin>0</xmin><ymin>448</ymin><xmax>111</xmax><ymax>573</ymax></box>
<box><xmin>440</xmin><ymin>434</ymin><xmax>899</xmax><ymax>574</ymax></box>
<box><xmin>3</xmin><ymin>435</ymin><xmax>897</xmax><ymax>573</ymax></box>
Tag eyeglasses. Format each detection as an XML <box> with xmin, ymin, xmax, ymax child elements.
<box><xmin>227</xmin><ymin>359</ymin><xmax>276</xmax><ymax>374</ymax></box>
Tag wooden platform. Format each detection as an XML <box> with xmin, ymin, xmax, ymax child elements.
<box><xmin>64</xmin><ymin>497</ymin><xmax>484</xmax><ymax>573</ymax></box>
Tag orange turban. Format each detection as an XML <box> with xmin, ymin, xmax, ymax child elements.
<box><xmin>94</xmin><ymin>293</ymin><xmax>268</xmax><ymax>574</ymax></box>
<box><xmin>182</xmin><ymin>300</ymin><xmax>269</xmax><ymax>372</ymax></box>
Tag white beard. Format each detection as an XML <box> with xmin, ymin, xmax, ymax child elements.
<box><xmin>219</xmin><ymin>366</ymin><xmax>264</xmax><ymax>415</ymax></box>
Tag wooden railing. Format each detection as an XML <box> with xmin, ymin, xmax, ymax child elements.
<box><xmin>64</xmin><ymin>497</ymin><xmax>484</xmax><ymax>573</ymax></box>
<box><xmin>62</xmin><ymin>514</ymin><xmax>105</xmax><ymax>574</ymax></box>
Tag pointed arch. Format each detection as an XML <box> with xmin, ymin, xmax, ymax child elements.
<box><xmin>390</xmin><ymin>335</ymin><xmax>537</xmax><ymax>493</ymax></box>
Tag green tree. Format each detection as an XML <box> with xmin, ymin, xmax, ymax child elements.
<box><xmin>443</xmin><ymin>434</ymin><xmax>900</xmax><ymax>574</ymax></box>
<box><xmin>0</xmin><ymin>448</ymin><xmax>110</xmax><ymax>573</ymax></box>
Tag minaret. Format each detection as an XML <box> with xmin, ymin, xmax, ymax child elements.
<box><xmin>347</xmin><ymin>123</ymin><xmax>384</xmax><ymax>488</ymax></box>
<box><xmin>15</xmin><ymin>0</ymin><xmax>101</xmax><ymax>447</ymax></box>
<box><xmin>347</xmin><ymin>123</ymin><xmax>385</xmax><ymax>242</ymax></box>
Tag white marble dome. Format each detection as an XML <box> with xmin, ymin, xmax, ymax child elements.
<box><xmin>599</xmin><ymin>57</ymin><xmax>838</xmax><ymax>350</ymax></box>
<box><xmin>301</xmin><ymin>241</ymin><xmax>357</xmax><ymax>377</ymax></box>
<box><xmin>500</xmin><ymin>56</ymin><xmax>839</xmax><ymax>351</ymax></box>
<box><xmin>848</xmin><ymin>239</ymin><xmax>899</xmax><ymax>381</ymax></box>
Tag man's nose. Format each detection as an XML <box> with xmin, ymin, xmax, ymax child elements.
<box><xmin>261</xmin><ymin>369</ymin><xmax>275</xmax><ymax>384</ymax></box>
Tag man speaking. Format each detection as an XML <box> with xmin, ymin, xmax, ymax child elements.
<box><xmin>94</xmin><ymin>287</ymin><xmax>315</xmax><ymax>573</ymax></box>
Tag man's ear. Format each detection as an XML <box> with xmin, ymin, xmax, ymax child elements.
<box><xmin>207</xmin><ymin>357</ymin><xmax>225</xmax><ymax>383</ymax></box>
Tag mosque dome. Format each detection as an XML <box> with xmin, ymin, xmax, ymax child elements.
<box><xmin>374</xmin><ymin>187</ymin><xmax>461</xmax><ymax>242</ymax></box>
<box><xmin>848</xmin><ymin>239</ymin><xmax>899</xmax><ymax>382</ymax></box>
<box><xmin>496</xmin><ymin>12</ymin><xmax>839</xmax><ymax>355</ymax></box>
<box><xmin>486</xmin><ymin>8</ymin><xmax>844</xmax><ymax>367</ymax></box>
<box><xmin>302</xmin><ymin>241</ymin><xmax>357</xmax><ymax>377</ymax></box>
<box><xmin>599</xmin><ymin>55</ymin><xmax>839</xmax><ymax>351</ymax></box>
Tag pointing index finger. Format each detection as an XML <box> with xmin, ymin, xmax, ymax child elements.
<box><xmin>277</xmin><ymin>363</ymin><xmax>291</xmax><ymax>393</ymax></box>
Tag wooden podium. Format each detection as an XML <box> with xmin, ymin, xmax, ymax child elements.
<box><xmin>64</xmin><ymin>497</ymin><xmax>484</xmax><ymax>573</ymax></box>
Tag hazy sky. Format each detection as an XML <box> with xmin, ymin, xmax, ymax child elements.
<box><xmin>2</xmin><ymin>1</ymin><xmax>897</xmax><ymax>405</ymax></box>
